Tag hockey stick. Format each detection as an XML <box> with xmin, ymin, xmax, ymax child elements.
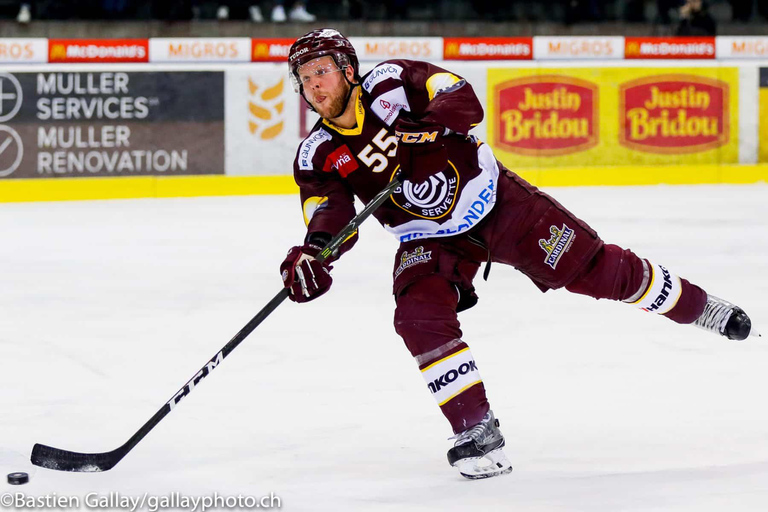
<box><xmin>31</xmin><ymin>175</ymin><xmax>402</xmax><ymax>472</ymax></box>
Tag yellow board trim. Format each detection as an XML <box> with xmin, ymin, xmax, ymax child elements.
<box><xmin>438</xmin><ymin>380</ymin><xmax>483</xmax><ymax>407</ymax></box>
<box><xmin>421</xmin><ymin>347</ymin><xmax>470</xmax><ymax>373</ymax></box>
<box><xmin>1</xmin><ymin>164</ymin><xmax>766</xmax><ymax>203</ymax></box>
<box><xmin>512</xmin><ymin>164</ymin><xmax>768</xmax><ymax>188</ymax></box>
<box><xmin>0</xmin><ymin>175</ymin><xmax>298</xmax><ymax>203</ymax></box>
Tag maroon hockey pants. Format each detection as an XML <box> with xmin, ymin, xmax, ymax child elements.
<box><xmin>393</xmin><ymin>170</ymin><xmax>708</xmax><ymax>434</ymax></box>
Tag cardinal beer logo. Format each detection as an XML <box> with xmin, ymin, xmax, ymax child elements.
<box><xmin>539</xmin><ymin>224</ymin><xmax>575</xmax><ymax>269</ymax></box>
<box><xmin>394</xmin><ymin>246</ymin><xmax>432</xmax><ymax>278</ymax></box>
<box><xmin>619</xmin><ymin>74</ymin><xmax>728</xmax><ymax>153</ymax></box>
<box><xmin>495</xmin><ymin>75</ymin><xmax>598</xmax><ymax>156</ymax></box>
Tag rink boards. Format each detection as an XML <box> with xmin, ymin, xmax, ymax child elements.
<box><xmin>0</xmin><ymin>59</ymin><xmax>768</xmax><ymax>201</ymax></box>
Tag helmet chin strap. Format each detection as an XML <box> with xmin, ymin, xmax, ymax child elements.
<box><xmin>341</xmin><ymin>72</ymin><xmax>360</xmax><ymax>113</ymax></box>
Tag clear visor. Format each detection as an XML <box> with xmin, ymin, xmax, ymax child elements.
<box><xmin>290</xmin><ymin>55</ymin><xmax>349</xmax><ymax>93</ymax></box>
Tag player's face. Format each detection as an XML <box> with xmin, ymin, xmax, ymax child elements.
<box><xmin>298</xmin><ymin>56</ymin><xmax>351</xmax><ymax>120</ymax></box>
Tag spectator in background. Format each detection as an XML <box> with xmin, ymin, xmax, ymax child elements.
<box><xmin>271</xmin><ymin>0</ymin><xmax>316</xmax><ymax>21</ymax></box>
<box><xmin>153</xmin><ymin>0</ymin><xmax>193</xmax><ymax>19</ymax></box>
<box><xmin>676</xmin><ymin>0</ymin><xmax>716</xmax><ymax>35</ymax></box>
<box><xmin>564</xmin><ymin>0</ymin><xmax>605</xmax><ymax>24</ymax></box>
<box><xmin>728</xmin><ymin>0</ymin><xmax>752</xmax><ymax>22</ymax></box>
<box><xmin>656</xmin><ymin>0</ymin><xmax>682</xmax><ymax>23</ymax></box>
<box><xmin>216</xmin><ymin>1</ymin><xmax>315</xmax><ymax>22</ymax></box>
<box><xmin>16</xmin><ymin>2</ymin><xmax>31</xmax><ymax>22</ymax></box>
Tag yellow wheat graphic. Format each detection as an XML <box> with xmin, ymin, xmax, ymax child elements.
<box><xmin>248</xmin><ymin>77</ymin><xmax>285</xmax><ymax>140</ymax></box>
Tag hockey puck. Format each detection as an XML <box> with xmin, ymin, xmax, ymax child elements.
<box><xmin>7</xmin><ymin>472</ymin><xmax>29</xmax><ymax>485</ymax></box>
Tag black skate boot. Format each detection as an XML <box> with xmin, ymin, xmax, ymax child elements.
<box><xmin>447</xmin><ymin>410</ymin><xmax>513</xmax><ymax>479</ymax></box>
<box><xmin>693</xmin><ymin>295</ymin><xmax>760</xmax><ymax>341</ymax></box>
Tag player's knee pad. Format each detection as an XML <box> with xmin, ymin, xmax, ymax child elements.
<box><xmin>566</xmin><ymin>244</ymin><xmax>647</xmax><ymax>301</ymax></box>
<box><xmin>394</xmin><ymin>275</ymin><xmax>462</xmax><ymax>359</ymax></box>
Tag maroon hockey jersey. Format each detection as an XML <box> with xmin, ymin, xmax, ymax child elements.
<box><xmin>294</xmin><ymin>59</ymin><xmax>500</xmax><ymax>246</ymax></box>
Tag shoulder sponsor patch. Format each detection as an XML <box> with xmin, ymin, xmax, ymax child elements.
<box><xmin>425</xmin><ymin>72</ymin><xmax>464</xmax><ymax>101</ymax></box>
<box><xmin>323</xmin><ymin>144</ymin><xmax>359</xmax><ymax>177</ymax></box>
<box><xmin>363</xmin><ymin>63</ymin><xmax>404</xmax><ymax>93</ymax></box>
<box><xmin>371</xmin><ymin>86</ymin><xmax>411</xmax><ymax>126</ymax></box>
<box><xmin>538</xmin><ymin>223</ymin><xmax>576</xmax><ymax>269</ymax></box>
<box><xmin>298</xmin><ymin>127</ymin><xmax>332</xmax><ymax>170</ymax></box>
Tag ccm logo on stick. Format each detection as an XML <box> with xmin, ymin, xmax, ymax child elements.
<box><xmin>167</xmin><ymin>351</ymin><xmax>224</xmax><ymax>410</ymax></box>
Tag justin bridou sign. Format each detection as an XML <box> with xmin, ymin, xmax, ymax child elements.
<box><xmin>0</xmin><ymin>71</ymin><xmax>224</xmax><ymax>180</ymax></box>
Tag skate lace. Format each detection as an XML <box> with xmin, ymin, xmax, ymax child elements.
<box><xmin>450</xmin><ymin>416</ymin><xmax>491</xmax><ymax>445</ymax></box>
<box><xmin>693</xmin><ymin>295</ymin><xmax>733</xmax><ymax>335</ymax></box>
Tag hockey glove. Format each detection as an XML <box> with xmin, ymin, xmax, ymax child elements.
<box><xmin>394</xmin><ymin>118</ymin><xmax>448</xmax><ymax>183</ymax></box>
<box><xmin>280</xmin><ymin>242</ymin><xmax>333</xmax><ymax>303</ymax></box>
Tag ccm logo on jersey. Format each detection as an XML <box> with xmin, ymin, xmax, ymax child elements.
<box><xmin>396</xmin><ymin>130</ymin><xmax>439</xmax><ymax>144</ymax></box>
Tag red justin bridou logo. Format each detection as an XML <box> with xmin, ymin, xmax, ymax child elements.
<box><xmin>619</xmin><ymin>74</ymin><xmax>729</xmax><ymax>154</ymax></box>
<box><xmin>495</xmin><ymin>75</ymin><xmax>598</xmax><ymax>156</ymax></box>
<box><xmin>625</xmin><ymin>37</ymin><xmax>715</xmax><ymax>59</ymax></box>
<box><xmin>48</xmin><ymin>39</ymin><xmax>148</xmax><ymax>63</ymax></box>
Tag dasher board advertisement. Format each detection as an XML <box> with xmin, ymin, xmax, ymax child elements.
<box><xmin>0</xmin><ymin>71</ymin><xmax>224</xmax><ymax>180</ymax></box>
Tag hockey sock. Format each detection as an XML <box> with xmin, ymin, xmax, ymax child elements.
<box><xmin>419</xmin><ymin>344</ymin><xmax>489</xmax><ymax>434</ymax></box>
<box><xmin>624</xmin><ymin>260</ymin><xmax>707</xmax><ymax>324</ymax></box>
<box><xmin>566</xmin><ymin>244</ymin><xmax>707</xmax><ymax>324</ymax></box>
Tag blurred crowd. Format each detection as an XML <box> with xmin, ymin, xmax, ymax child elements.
<box><xmin>3</xmin><ymin>1</ymin><xmax>319</xmax><ymax>22</ymax></box>
<box><xmin>1</xmin><ymin>0</ymin><xmax>766</xmax><ymax>29</ymax></box>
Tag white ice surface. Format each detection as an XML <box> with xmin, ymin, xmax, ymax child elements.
<box><xmin>0</xmin><ymin>184</ymin><xmax>767</xmax><ymax>511</ymax></box>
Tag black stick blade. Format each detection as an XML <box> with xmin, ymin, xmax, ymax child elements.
<box><xmin>31</xmin><ymin>443</ymin><xmax>125</xmax><ymax>472</ymax></box>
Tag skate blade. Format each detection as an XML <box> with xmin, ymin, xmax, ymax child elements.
<box><xmin>453</xmin><ymin>448</ymin><xmax>513</xmax><ymax>480</ymax></box>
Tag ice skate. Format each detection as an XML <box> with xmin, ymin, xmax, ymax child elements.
<box><xmin>447</xmin><ymin>410</ymin><xmax>513</xmax><ymax>479</ymax></box>
<box><xmin>694</xmin><ymin>295</ymin><xmax>760</xmax><ymax>341</ymax></box>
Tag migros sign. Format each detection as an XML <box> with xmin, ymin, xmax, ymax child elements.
<box><xmin>619</xmin><ymin>74</ymin><xmax>729</xmax><ymax>154</ymax></box>
<box><xmin>494</xmin><ymin>75</ymin><xmax>598</xmax><ymax>156</ymax></box>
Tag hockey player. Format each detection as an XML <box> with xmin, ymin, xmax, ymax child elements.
<box><xmin>279</xmin><ymin>28</ymin><xmax>758</xmax><ymax>479</ymax></box>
